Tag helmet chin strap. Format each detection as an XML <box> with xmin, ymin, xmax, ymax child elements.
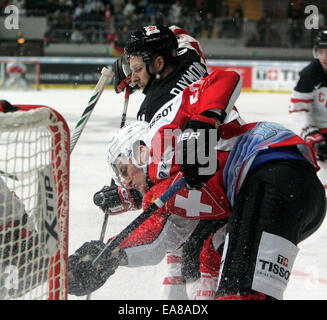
<box><xmin>142</xmin><ymin>56</ymin><xmax>170</xmax><ymax>94</ymax></box>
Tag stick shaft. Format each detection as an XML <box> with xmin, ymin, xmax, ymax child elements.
<box><xmin>86</xmin><ymin>86</ymin><xmax>131</xmax><ymax>300</ymax></box>
<box><xmin>100</xmin><ymin>86</ymin><xmax>131</xmax><ymax>241</ymax></box>
<box><xmin>70</xmin><ymin>67</ymin><xmax>114</xmax><ymax>154</ymax></box>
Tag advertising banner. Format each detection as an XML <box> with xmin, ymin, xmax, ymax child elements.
<box><xmin>251</xmin><ymin>64</ymin><xmax>305</xmax><ymax>91</ymax></box>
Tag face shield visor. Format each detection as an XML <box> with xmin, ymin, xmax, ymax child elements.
<box><xmin>107</xmin><ymin>121</ymin><xmax>150</xmax><ymax>187</ymax></box>
<box><xmin>108</xmin><ymin>141</ymin><xmax>147</xmax><ymax>187</ymax></box>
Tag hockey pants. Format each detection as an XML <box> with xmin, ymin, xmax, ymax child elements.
<box><xmin>215</xmin><ymin>159</ymin><xmax>326</xmax><ymax>300</ymax></box>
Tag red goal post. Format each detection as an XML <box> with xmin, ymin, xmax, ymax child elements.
<box><xmin>0</xmin><ymin>103</ymin><xmax>69</xmax><ymax>300</ymax></box>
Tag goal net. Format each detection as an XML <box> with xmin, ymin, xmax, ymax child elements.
<box><xmin>0</xmin><ymin>104</ymin><xmax>69</xmax><ymax>300</ymax></box>
<box><xmin>0</xmin><ymin>60</ymin><xmax>40</xmax><ymax>90</ymax></box>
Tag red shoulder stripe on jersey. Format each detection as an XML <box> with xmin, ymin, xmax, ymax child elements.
<box><xmin>288</xmin><ymin>109</ymin><xmax>309</xmax><ymax>113</ymax></box>
<box><xmin>290</xmin><ymin>98</ymin><xmax>314</xmax><ymax>103</ymax></box>
<box><xmin>171</xmin><ymin>26</ymin><xmax>206</xmax><ymax>63</ymax></box>
<box><xmin>162</xmin><ymin>276</ymin><xmax>184</xmax><ymax>285</ymax></box>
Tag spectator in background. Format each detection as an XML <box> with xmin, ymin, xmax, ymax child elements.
<box><xmin>203</xmin><ymin>11</ymin><xmax>214</xmax><ymax>38</ymax></box>
<box><xmin>114</xmin><ymin>5</ymin><xmax>126</xmax><ymax>31</ymax></box>
<box><xmin>84</xmin><ymin>0</ymin><xmax>94</xmax><ymax>15</ymax></box>
<box><xmin>145</xmin><ymin>3</ymin><xmax>157</xmax><ymax>25</ymax></box>
<box><xmin>105</xmin><ymin>4</ymin><xmax>114</xmax><ymax>33</ymax></box>
<box><xmin>192</xmin><ymin>10</ymin><xmax>204</xmax><ymax>38</ymax></box>
<box><xmin>230</xmin><ymin>7</ymin><xmax>243</xmax><ymax>38</ymax></box>
<box><xmin>266</xmin><ymin>24</ymin><xmax>281</xmax><ymax>47</ymax></box>
<box><xmin>105</xmin><ymin>4</ymin><xmax>112</xmax><ymax>23</ymax></box>
<box><xmin>123</xmin><ymin>0</ymin><xmax>136</xmax><ymax>16</ymax></box>
<box><xmin>155</xmin><ymin>3</ymin><xmax>168</xmax><ymax>25</ymax></box>
<box><xmin>73</xmin><ymin>2</ymin><xmax>86</xmax><ymax>20</ymax></box>
<box><xmin>287</xmin><ymin>0</ymin><xmax>303</xmax><ymax>48</ymax></box>
<box><xmin>246</xmin><ymin>31</ymin><xmax>261</xmax><ymax>47</ymax></box>
<box><xmin>217</xmin><ymin>0</ymin><xmax>230</xmax><ymax>38</ymax></box>
<box><xmin>256</xmin><ymin>12</ymin><xmax>269</xmax><ymax>47</ymax></box>
<box><xmin>51</xmin><ymin>8</ymin><xmax>63</xmax><ymax>29</ymax></box>
<box><xmin>71</xmin><ymin>28</ymin><xmax>86</xmax><ymax>43</ymax></box>
<box><xmin>169</xmin><ymin>1</ymin><xmax>182</xmax><ymax>25</ymax></box>
<box><xmin>289</xmin><ymin>18</ymin><xmax>302</xmax><ymax>48</ymax></box>
<box><xmin>58</xmin><ymin>0</ymin><xmax>73</xmax><ymax>12</ymax></box>
<box><xmin>130</xmin><ymin>12</ymin><xmax>143</xmax><ymax>32</ymax></box>
<box><xmin>113</xmin><ymin>0</ymin><xmax>125</xmax><ymax>14</ymax></box>
<box><xmin>89</xmin><ymin>0</ymin><xmax>105</xmax><ymax>17</ymax></box>
<box><xmin>288</xmin><ymin>0</ymin><xmax>303</xmax><ymax>20</ymax></box>
<box><xmin>62</xmin><ymin>9</ymin><xmax>73</xmax><ymax>29</ymax></box>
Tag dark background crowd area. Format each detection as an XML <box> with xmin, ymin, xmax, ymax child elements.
<box><xmin>1</xmin><ymin>0</ymin><xmax>327</xmax><ymax>50</ymax></box>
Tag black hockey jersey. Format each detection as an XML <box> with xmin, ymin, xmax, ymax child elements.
<box><xmin>137</xmin><ymin>26</ymin><xmax>208</xmax><ymax>122</ymax></box>
<box><xmin>289</xmin><ymin>59</ymin><xmax>327</xmax><ymax>137</ymax></box>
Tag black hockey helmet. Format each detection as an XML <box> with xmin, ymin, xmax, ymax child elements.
<box><xmin>313</xmin><ymin>30</ymin><xmax>327</xmax><ymax>58</ymax></box>
<box><xmin>124</xmin><ymin>25</ymin><xmax>178</xmax><ymax>64</ymax></box>
<box><xmin>314</xmin><ymin>30</ymin><xmax>327</xmax><ymax>48</ymax></box>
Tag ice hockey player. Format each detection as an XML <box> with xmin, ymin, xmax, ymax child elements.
<box><xmin>70</xmin><ymin>66</ymin><xmax>244</xmax><ymax>300</ymax></box>
<box><xmin>94</xmin><ymin>24</ymin><xmax>210</xmax><ymax>299</ymax></box>
<box><xmin>3</xmin><ymin>60</ymin><xmax>28</xmax><ymax>89</ymax></box>
<box><xmin>69</xmin><ymin>120</ymin><xmax>227</xmax><ymax>300</ymax></box>
<box><xmin>94</xmin><ymin>27</ymin><xmax>245</xmax><ymax>297</ymax></box>
<box><xmin>69</xmin><ymin>69</ymin><xmax>326</xmax><ymax>300</ymax></box>
<box><xmin>289</xmin><ymin>29</ymin><xmax>327</xmax><ymax>199</ymax></box>
<box><xmin>113</xmin><ymin>24</ymin><xmax>208</xmax><ymax>122</ymax></box>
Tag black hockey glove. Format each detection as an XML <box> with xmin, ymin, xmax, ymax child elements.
<box><xmin>68</xmin><ymin>240</ymin><xmax>126</xmax><ymax>296</ymax></box>
<box><xmin>177</xmin><ymin>117</ymin><xmax>220</xmax><ymax>189</ymax></box>
<box><xmin>305</xmin><ymin>132</ymin><xmax>327</xmax><ymax>161</ymax></box>
<box><xmin>112</xmin><ymin>56</ymin><xmax>139</xmax><ymax>94</ymax></box>
<box><xmin>93</xmin><ymin>184</ymin><xmax>143</xmax><ymax>214</ymax></box>
<box><xmin>315</xmin><ymin>140</ymin><xmax>327</xmax><ymax>161</ymax></box>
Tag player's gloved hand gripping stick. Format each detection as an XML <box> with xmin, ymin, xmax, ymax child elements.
<box><xmin>94</xmin><ymin>176</ymin><xmax>186</xmax><ymax>265</ymax></box>
<box><xmin>68</xmin><ymin>177</ymin><xmax>186</xmax><ymax>297</ymax></box>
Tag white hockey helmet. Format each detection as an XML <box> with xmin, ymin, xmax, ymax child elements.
<box><xmin>107</xmin><ymin>121</ymin><xmax>150</xmax><ymax>186</ymax></box>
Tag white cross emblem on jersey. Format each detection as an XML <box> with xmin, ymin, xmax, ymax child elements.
<box><xmin>175</xmin><ymin>190</ymin><xmax>212</xmax><ymax>217</ymax></box>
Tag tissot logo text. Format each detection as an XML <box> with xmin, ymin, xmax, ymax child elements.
<box><xmin>258</xmin><ymin>259</ymin><xmax>290</xmax><ymax>280</ymax></box>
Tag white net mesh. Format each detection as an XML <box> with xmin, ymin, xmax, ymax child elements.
<box><xmin>0</xmin><ymin>107</ymin><xmax>69</xmax><ymax>300</ymax></box>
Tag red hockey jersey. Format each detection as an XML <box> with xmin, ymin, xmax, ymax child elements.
<box><xmin>119</xmin><ymin>69</ymin><xmax>317</xmax><ymax>267</ymax></box>
<box><xmin>120</xmin><ymin>70</ymin><xmax>242</xmax><ymax>266</ymax></box>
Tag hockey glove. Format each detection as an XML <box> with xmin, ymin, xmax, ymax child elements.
<box><xmin>93</xmin><ymin>184</ymin><xmax>143</xmax><ymax>214</ymax></box>
<box><xmin>177</xmin><ymin>117</ymin><xmax>220</xmax><ymax>189</ymax></box>
<box><xmin>113</xmin><ymin>56</ymin><xmax>139</xmax><ymax>94</ymax></box>
<box><xmin>68</xmin><ymin>240</ymin><xmax>126</xmax><ymax>296</ymax></box>
<box><xmin>305</xmin><ymin>131</ymin><xmax>327</xmax><ymax>161</ymax></box>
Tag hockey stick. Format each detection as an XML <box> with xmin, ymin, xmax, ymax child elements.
<box><xmin>0</xmin><ymin>170</ymin><xmax>18</xmax><ymax>181</ymax></box>
<box><xmin>98</xmin><ymin>86</ymin><xmax>131</xmax><ymax>242</ymax></box>
<box><xmin>70</xmin><ymin>67</ymin><xmax>114</xmax><ymax>154</ymax></box>
<box><xmin>86</xmin><ymin>86</ymin><xmax>131</xmax><ymax>300</ymax></box>
<box><xmin>92</xmin><ymin>176</ymin><xmax>186</xmax><ymax>267</ymax></box>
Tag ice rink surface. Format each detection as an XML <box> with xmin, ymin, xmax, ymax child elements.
<box><xmin>1</xmin><ymin>88</ymin><xmax>327</xmax><ymax>300</ymax></box>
